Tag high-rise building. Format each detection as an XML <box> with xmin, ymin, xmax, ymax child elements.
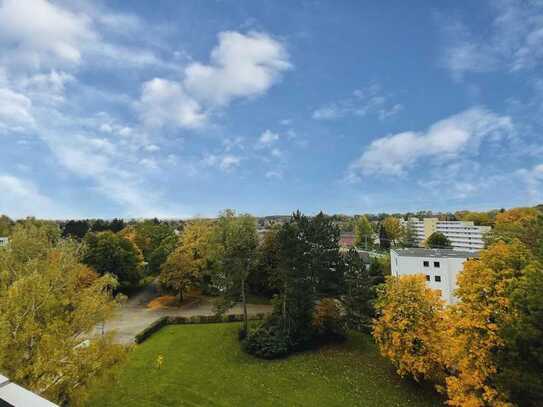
<box><xmin>403</xmin><ymin>217</ymin><xmax>490</xmax><ymax>252</ymax></box>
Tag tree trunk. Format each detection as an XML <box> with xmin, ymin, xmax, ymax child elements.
<box><xmin>177</xmin><ymin>288</ymin><xmax>184</xmax><ymax>305</ymax></box>
<box><xmin>241</xmin><ymin>276</ymin><xmax>248</xmax><ymax>333</ymax></box>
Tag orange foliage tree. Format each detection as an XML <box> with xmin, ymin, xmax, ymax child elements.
<box><xmin>372</xmin><ymin>275</ymin><xmax>446</xmax><ymax>382</ymax></box>
<box><xmin>443</xmin><ymin>240</ymin><xmax>532</xmax><ymax>407</ymax></box>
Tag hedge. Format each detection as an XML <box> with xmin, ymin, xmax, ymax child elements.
<box><xmin>134</xmin><ymin>313</ymin><xmax>269</xmax><ymax>344</ymax></box>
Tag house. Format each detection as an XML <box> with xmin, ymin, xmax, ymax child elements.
<box><xmin>390</xmin><ymin>248</ymin><xmax>479</xmax><ymax>304</ymax></box>
<box><xmin>0</xmin><ymin>237</ymin><xmax>8</xmax><ymax>247</ymax></box>
<box><xmin>402</xmin><ymin>217</ymin><xmax>490</xmax><ymax>252</ymax></box>
<box><xmin>0</xmin><ymin>374</ymin><xmax>58</xmax><ymax>407</ymax></box>
<box><xmin>339</xmin><ymin>232</ymin><xmax>355</xmax><ymax>248</ymax></box>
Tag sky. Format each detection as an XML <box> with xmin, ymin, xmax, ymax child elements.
<box><xmin>1</xmin><ymin>0</ymin><xmax>543</xmax><ymax>219</ymax></box>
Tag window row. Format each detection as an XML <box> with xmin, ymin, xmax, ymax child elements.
<box><xmin>423</xmin><ymin>261</ymin><xmax>440</xmax><ymax>268</ymax></box>
<box><xmin>426</xmin><ymin>275</ymin><xmax>441</xmax><ymax>282</ymax></box>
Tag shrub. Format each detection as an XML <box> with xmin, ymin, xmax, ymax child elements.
<box><xmin>242</xmin><ymin>319</ymin><xmax>290</xmax><ymax>359</ymax></box>
<box><xmin>135</xmin><ymin>317</ymin><xmax>168</xmax><ymax>344</ymax></box>
<box><xmin>313</xmin><ymin>298</ymin><xmax>347</xmax><ymax>342</ymax></box>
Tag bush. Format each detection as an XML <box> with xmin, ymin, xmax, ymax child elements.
<box><xmin>313</xmin><ymin>298</ymin><xmax>347</xmax><ymax>342</ymax></box>
<box><xmin>135</xmin><ymin>317</ymin><xmax>168</xmax><ymax>344</ymax></box>
<box><xmin>242</xmin><ymin>320</ymin><xmax>290</xmax><ymax>359</ymax></box>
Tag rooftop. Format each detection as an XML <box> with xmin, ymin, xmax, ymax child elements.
<box><xmin>391</xmin><ymin>248</ymin><xmax>479</xmax><ymax>259</ymax></box>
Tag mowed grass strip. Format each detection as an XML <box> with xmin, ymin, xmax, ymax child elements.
<box><xmin>86</xmin><ymin>323</ymin><xmax>443</xmax><ymax>407</ymax></box>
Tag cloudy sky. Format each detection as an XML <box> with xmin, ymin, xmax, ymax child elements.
<box><xmin>1</xmin><ymin>0</ymin><xmax>543</xmax><ymax>219</ymax></box>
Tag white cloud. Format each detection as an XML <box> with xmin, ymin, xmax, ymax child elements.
<box><xmin>258</xmin><ymin>129</ymin><xmax>280</xmax><ymax>146</ymax></box>
<box><xmin>313</xmin><ymin>83</ymin><xmax>403</xmax><ymax>121</ymax></box>
<box><xmin>518</xmin><ymin>163</ymin><xmax>543</xmax><ymax>199</ymax></box>
<box><xmin>184</xmin><ymin>31</ymin><xmax>291</xmax><ymax>106</ymax></box>
<box><xmin>203</xmin><ymin>154</ymin><xmax>241</xmax><ymax>171</ymax></box>
<box><xmin>0</xmin><ymin>87</ymin><xmax>35</xmax><ymax>131</ymax></box>
<box><xmin>0</xmin><ymin>0</ymin><xmax>95</xmax><ymax>67</ymax></box>
<box><xmin>441</xmin><ymin>1</ymin><xmax>543</xmax><ymax>78</ymax></box>
<box><xmin>139</xmin><ymin>78</ymin><xmax>206</xmax><ymax>129</ymax></box>
<box><xmin>0</xmin><ymin>174</ymin><xmax>67</xmax><ymax>219</ymax></box>
<box><xmin>348</xmin><ymin>107</ymin><xmax>513</xmax><ymax>179</ymax></box>
<box><xmin>139</xmin><ymin>31</ymin><xmax>291</xmax><ymax>128</ymax></box>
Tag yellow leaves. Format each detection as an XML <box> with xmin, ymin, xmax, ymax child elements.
<box><xmin>495</xmin><ymin>207</ymin><xmax>538</xmax><ymax>226</ymax></box>
<box><xmin>373</xmin><ymin>275</ymin><xmax>445</xmax><ymax>383</ymax></box>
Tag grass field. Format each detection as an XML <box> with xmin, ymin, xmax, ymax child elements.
<box><xmin>86</xmin><ymin>323</ymin><xmax>443</xmax><ymax>407</ymax></box>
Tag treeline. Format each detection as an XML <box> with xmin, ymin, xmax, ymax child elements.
<box><xmin>372</xmin><ymin>207</ymin><xmax>543</xmax><ymax>407</ymax></box>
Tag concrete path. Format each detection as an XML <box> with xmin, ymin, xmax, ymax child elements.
<box><xmin>101</xmin><ymin>281</ymin><xmax>272</xmax><ymax>344</ymax></box>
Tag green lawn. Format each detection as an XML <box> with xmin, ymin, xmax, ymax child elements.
<box><xmin>86</xmin><ymin>323</ymin><xmax>443</xmax><ymax>407</ymax></box>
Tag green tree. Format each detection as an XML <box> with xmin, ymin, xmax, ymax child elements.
<box><xmin>343</xmin><ymin>249</ymin><xmax>385</xmax><ymax>331</ymax></box>
<box><xmin>425</xmin><ymin>232</ymin><xmax>452</xmax><ymax>249</ymax></box>
<box><xmin>354</xmin><ymin>215</ymin><xmax>373</xmax><ymax>249</ymax></box>
<box><xmin>249</xmin><ymin>225</ymin><xmax>280</xmax><ymax>297</ymax></box>
<box><xmin>133</xmin><ymin>220</ymin><xmax>176</xmax><ymax>262</ymax></box>
<box><xmin>62</xmin><ymin>219</ymin><xmax>90</xmax><ymax>240</ymax></box>
<box><xmin>148</xmin><ymin>234</ymin><xmax>178</xmax><ymax>275</ymax></box>
<box><xmin>0</xmin><ymin>222</ymin><xmax>126</xmax><ymax>405</ymax></box>
<box><xmin>210</xmin><ymin>210</ymin><xmax>258</xmax><ymax>333</ymax></box>
<box><xmin>83</xmin><ymin>231</ymin><xmax>143</xmax><ymax>292</ymax></box>
<box><xmin>307</xmin><ymin>212</ymin><xmax>344</xmax><ymax>296</ymax></box>
<box><xmin>0</xmin><ymin>214</ymin><xmax>14</xmax><ymax>236</ymax></box>
<box><xmin>495</xmin><ymin>265</ymin><xmax>543</xmax><ymax>406</ymax></box>
<box><xmin>273</xmin><ymin>212</ymin><xmax>315</xmax><ymax>348</ymax></box>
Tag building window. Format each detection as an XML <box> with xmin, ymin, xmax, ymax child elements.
<box><xmin>426</xmin><ymin>275</ymin><xmax>430</xmax><ymax>281</ymax></box>
<box><xmin>434</xmin><ymin>261</ymin><xmax>440</xmax><ymax>268</ymax></box>
<box><xmin>435</xmin><ymin>275</ymin><xmax>441</xmax><ymax>282</ymax></box>
<box><xmin>423</xmin><ymin>261</ymin><xmax>429</xmax><ymax>267</ymax></box>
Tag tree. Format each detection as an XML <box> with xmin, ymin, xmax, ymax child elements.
<box><xmin>354</xmin><ymin>215</ymin><xmax>373</xmax><ymax>249</ymax></box>
<box><xmin>210</xmin><ymin>210</ymin><xmax>258</xmax><ymax>333</ymax></box>
<box><xmin>62</xmin><ymin>219</ymin><xmax>90</xmax><ymax>240</ymax></box>
<box><xmin>382</xmin><ymin>217</ymin><xmax>404</xmax><ymax>246</ymax></box>
<box><xmin>494</xmin><ymin>265</ymin><xmax>543</xmax><ymax>406</ymax></box>
<box><xmin>307</xmin><ymin>212</ymin><xmax>344</xmax><ymax>296</ymax></box>
<box><xmin>379</xmin><ymin>224</ymin><xmax>390</xmax><ymax>250</ymax></box>
<box><xmin>159</xmin><ymin>220</ymin><xmax>214</xmax><ymax>302</ymax></box>
<box><xmin>443</xmin><ymin>241</ymin><xmax>532</xmax><ymax>407</ymax></box>
<box><xmin>83</xmin><ymin>231</ymin><xmax>143</xmax><ymax>292</ymax></box>
<box><xmin>0</xmin><ymin>221</ymin><xmax>126</xmax><ymax>405</ymax></box>
<box><xmin>373</xmin><ymin>275</ymin><xmax>446</xmax><ymax>382</ymax></box>
<box><xmin>273</xmin><ymin>212</ymin><xmax>315</xmax><ymax>348</ymax></box>
<box><xmin>133</xmin><ymin>220</ymin><xmax>176</xmax><ymax>264</ymax></box>
<box><xmin>455</xmin><ymin>211</ymin><xmax>495</xmax><ymax>226</ymax></box>
<box><xmin>249</xmin><ymin>225</ymin><xmax>280</xmax><ymax>297</ymax></box>
<box><xmin>425</xmin><ymin>232</ymin><xmax>452</xmax><ymax>249</ymax></box>
<box><xmin>148</xmin><ymin>234</ymin><xmax>178</xmax><ymax>275</ymax></box>
<box><xmin>343</xmin><ymin>249</ymin><xmax>385</xmax><ymax>331</ymax></box>
<box><xmin>0</xmin><ymin>214</ymin><xmax>14</xmax><ymax>236</ymax></box>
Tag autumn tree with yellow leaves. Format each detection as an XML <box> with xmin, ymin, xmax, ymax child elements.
<box><xmin>444</xmin><ymin>240</ymin><xmax>541</xmax><ymax>407</ymax></box>
<box><xmin>373</xmin><ymin>275</ymin><xmax>446</xmax><ymax>382</ymax></box>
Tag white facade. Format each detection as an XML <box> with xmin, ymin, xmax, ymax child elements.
<box><xmin>0</xmin><ymin>374</ymin><xmax>58</xmax><ymax>406</ymax></box>
<box><xmin>390</xmin><ymin>248</ymin><xmax>479</xmax><ymax>304</ymax></box>
<box><xmin>0</xmin><ymin>237</ymin><xmax>8</xmax><ymax>247</ymax></box>
<box><xmin>403</xmin><ymin>217</ymin><xmax>490</xmax><ymax>252</ymax></box>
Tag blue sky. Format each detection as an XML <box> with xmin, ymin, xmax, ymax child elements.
<box><xmin>1</xmin><ymin>0</ymin><xmax>543</xmax><ymax>219</ymax></box>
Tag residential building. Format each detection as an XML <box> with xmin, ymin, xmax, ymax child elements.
<box><xmin>0</xmin><ymin>237</ymin><xmax>8</xmax><ymax>247</ymax></box>
<box><xmin>0</xmin><ymin>374</ymin><xmax>58</xmax><ymax>406</ymax></box>
<box><xmin>390</xmin><ymin>248</ymin><xmax>479</xmax><ymax>304</ymax></box>
<box><xmin>403</xmin><ymin>217</ymin><xmax>490</xmax><ymax>251</ymax></box>
<box><xmin>339</xmin><ymin>232</ymin><xmax>355</xmax><ymax>248</ymax></box>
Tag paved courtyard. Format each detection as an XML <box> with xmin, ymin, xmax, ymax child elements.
<box><xmin>101</xmin><ymin>281</ymin><xmax>272</xmax><ymax>343</ymax></box>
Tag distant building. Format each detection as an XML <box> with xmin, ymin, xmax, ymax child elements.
<box><xmin>390</xmin><ymin>248</ymin><xmax>479</xmax><ymax>304</ymax></box>
<box><xmin>0</xmin><ymin>374</ymin><xmax>58</xmax><ymax>406</ymax></box>
<box><xmin>402</xmin><ymin>218</ymin><xmax>490</xmax><ymax>252</ymax></box>
<box><xmin>0</xmin><ymin>237</ymin><xmax>8</xmax><ymax>247</ymax></box>
<box><xmin>339</xmin><ymin>232</ymin><xmax>355</xmax><ymax>248</ymax></box>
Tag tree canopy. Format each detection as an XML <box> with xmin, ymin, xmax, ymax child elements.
<box><xmin>0</xmin><ymin>221</ymin><xmax>126</xmax><ymax>405</ymax></box>
<box><xmin>425</xmin><ymin>232</ymin><xmax>452</xmax><ymax>248</ymax></box>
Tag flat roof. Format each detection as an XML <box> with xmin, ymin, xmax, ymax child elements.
<box><xmin>0</xmin><ymin>375</ymin><xmax>58</xmax><ymax>407</ymax></box>
<box><xmin>391</xmin><ymin>248</ymin><xmax>479</xmax><ymax>259</ymax></box>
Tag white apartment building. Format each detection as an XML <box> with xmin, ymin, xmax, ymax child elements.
<box><xmin>0</xmin><ymin>237</ymin><xmax>8</xmax><ymax>247</ymax></box>
<box><xmin>403</xmin><ymin>217</ymin><xmax>490</xmax><ymax>252</ymax></box>
<box><xmin>0</xmin><ymin>374</ymin><xmax>58</xmax><ymax>406</ymax></box>
<box><xmin>390</xmin><ymin>248</ymin><xmax>479</xmax><ymax>304</ymax></box>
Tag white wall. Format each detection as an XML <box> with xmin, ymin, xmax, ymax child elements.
<box><xmin>391</xmin><ymin>250</ymin><xmax>468</xmax><ymax>304</ymax></box>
